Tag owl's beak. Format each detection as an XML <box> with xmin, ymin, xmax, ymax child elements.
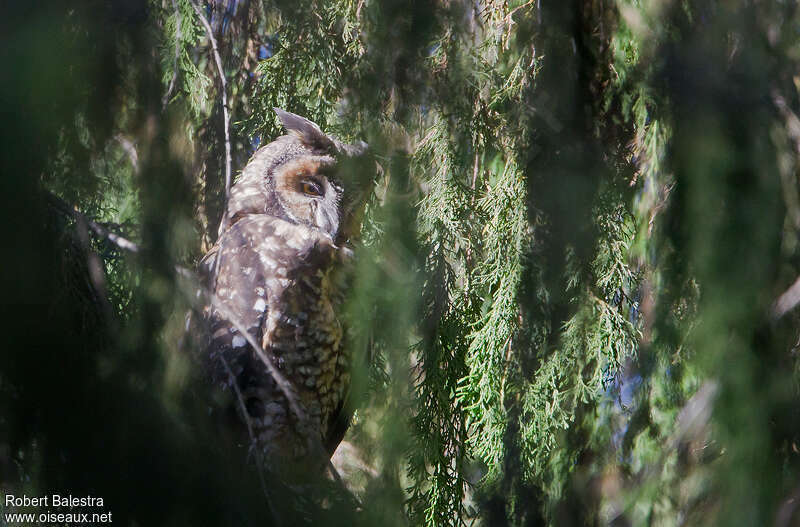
<box><xmin>316</xmin><ymin>201</ymin><xmax>340</xmax><ymax>239</ymax></box>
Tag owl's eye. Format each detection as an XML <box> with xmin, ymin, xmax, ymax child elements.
<box><xmin>300</xmin><ymin>179</ymin><xmax>324</xmax><ymax>197</ymax></box>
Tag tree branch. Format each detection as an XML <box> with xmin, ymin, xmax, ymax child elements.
<box><xmin>772</xmin><ymin>274</ymin><xmax>800</xmax><ymax>320</ymax></box>
<box><xmin>48</xmin><ymin>193</ymin><xmax>141</xmax><ymax>254</ymax></box>
<box><xmin>190</xmin><ymin>0</ymin><xmax>232</xmax><ymax>234</ymax></box>
<box><xmin>162</xmin><ymin>0</ymin><xmax>183</xmax><ymax>109</ymax></box>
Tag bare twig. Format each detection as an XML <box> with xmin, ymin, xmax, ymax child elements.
<box><xmin>162</xmin><ymin>0</ymin><xmax>183</xmax><ymax>109</ymax></box>
<box><xmin>327</xmin><ymin>459</ymin><xmax>345</xmax><ymax>485</ymax></box>
<box><xmin>114</xmin><ymin>134</ymin><xmax>139</xmax><ymax>172</ymax></box>
<box><xmin>190</xmin><ymin>0</ymin><xmax>232</xmax><ymax>233</ymax></box>
<box><xmin>770</xmin><ymin>90</ymin><xmax>800</xmax><ymax>321</ymax></box>
<box><xmin>772</xmin><ymin>274</ymin><xmax>800</xmax><ymax>320</ymax></box>
<box><xmin>466</xmin><ymin>148</ymin><xmax>480</xmax><ymax>271</ymax></box>
<box><xmin>219</xmin><ymin>355</ymin><xmax>261</xmax><ymax>461</ymax></box>
<box><xmin>49</xmin><ymin>194</ymin><xmax>141</xmax><ymax>254</ymax></box>
<box><xmin>502</xmin><ymin>0</ymin><xmax>536</xmax><ymax>24</ymax></box>
<box><xmin>74</xmin><ymin>213</ymin><xmax>116</xmax><ymax>325</ymax></box>
<box><xmin>772</xmin><ymin>90</ymin><xmax>800</xmax><ymax>154</ymax></box>
<box><xmin>355</xmin><ymin>0</ymin><xmax>364</xmax><ymax>22</ymax></box>
<box><xmin>772</xmin><ymin>90</ymin><xmax>800</xmax><ymax>232</ymax></box>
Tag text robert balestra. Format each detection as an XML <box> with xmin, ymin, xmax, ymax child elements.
<box><xmin>5</xmin><ymin>494</ymin><xmax>105</xmax><ymax>507</ymax></box>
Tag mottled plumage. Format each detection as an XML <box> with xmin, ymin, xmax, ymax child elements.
<box><xmin>196</xmin><ymin>109</ymin><xmax>372</xmax><ymax>471</ymax></box>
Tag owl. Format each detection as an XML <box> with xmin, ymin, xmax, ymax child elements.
<box><xmin>195</xmin><ymin>109</ymin><xmax>373</xmax><ymax>475</ymax></box>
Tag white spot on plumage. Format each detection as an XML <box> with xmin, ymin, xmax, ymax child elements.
<box><xmin>232</xmin><ymin>335</ymin><xmax>247</xmax><ymax>348</ymax></box>
<box><xmin>286</xmin><ymin>235</ymin><xmax>306</xmax><ymax>250</ymax></box>
<box><xmin>253</xmin><ymin>298</ymin><xmax>266</xmax><ymax>312</ymax></box>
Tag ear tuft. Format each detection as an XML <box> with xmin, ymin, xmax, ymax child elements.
<box><xmin>274</xmin><ymin>108</ymin><xmax>335</xmax><ymax>153</ymax></box>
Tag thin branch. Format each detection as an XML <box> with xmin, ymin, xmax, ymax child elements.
<box><xmin>772</xmin><ymin>89</ymin><xmax>800</xmax><ymax>231</ymax></box>
<box><xmin>190</xmin><ymin>0</ymin><xmax>232</xmax><ymax>233</ymax></box>
<box><xmin>74</xmin><ymin>212</ymin><xmax>116</xmax><ymax>325</ymax></box>
<box><xmin>114</xmin><ymin>134</ymin><xmax>139</xmax><ymax>172</ymax></box>
<box><xmin>327</xmin><ymin>459</ymin><xmax>345</xmax><ymax>486</ymax></box>
<box><xmin>501</xmin><ymin>0</ymin><xmax>536</xmax><ymax>24</ymax></box>
<box><xmin>49</xmin><ymin>194</ymin><xmax>141</xmax><ymax>254</ymax></box>
<box><xmin>771</xmin><ymin>91</ymin><xmax>800</xmax><ymax>320</ymax></box>
<box><xmin>772</xmin><ymin>274</ymin><xmax>800</xmax><ymax>320</ymax></box>
<box><xmin>220</xmin><ymin>356</ymin><xmax>262</xmax><ymax>463</ymax></box>
<box><xmin>162</xmin><ymin>0</ymin><xmax>183</xmax><ymax>109</ymax></box>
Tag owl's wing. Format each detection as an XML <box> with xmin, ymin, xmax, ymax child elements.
<box><xmin>204</xmin><ymin>215</ymin><xmax>325</xmax><ymax>399</ymax></box>
<box><xmin>201</xmin><ymin>217</ymin><xmax>282</xmax><ymax>393</ymax></box>
<box><xmin>324</xmin><ymin>387</ymin><xmax>353</xmax><ymax>456</ymax></box>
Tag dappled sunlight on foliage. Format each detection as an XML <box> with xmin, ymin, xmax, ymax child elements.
<box><xmin>2</xmin><ymin>1</ymin><xmax>800</xmax><ymax>526</ymax></box>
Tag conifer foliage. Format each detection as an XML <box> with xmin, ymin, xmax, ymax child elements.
<box><xmin>2</xmin><ymin>0</ymin><xmax>800</xmax><ymax>525</ymax></box>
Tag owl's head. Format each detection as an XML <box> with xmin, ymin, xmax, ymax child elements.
<box><xmin>228</xmin><ymin>109</ymin><xmax>373</xmax><ymax>245</ymax></box>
